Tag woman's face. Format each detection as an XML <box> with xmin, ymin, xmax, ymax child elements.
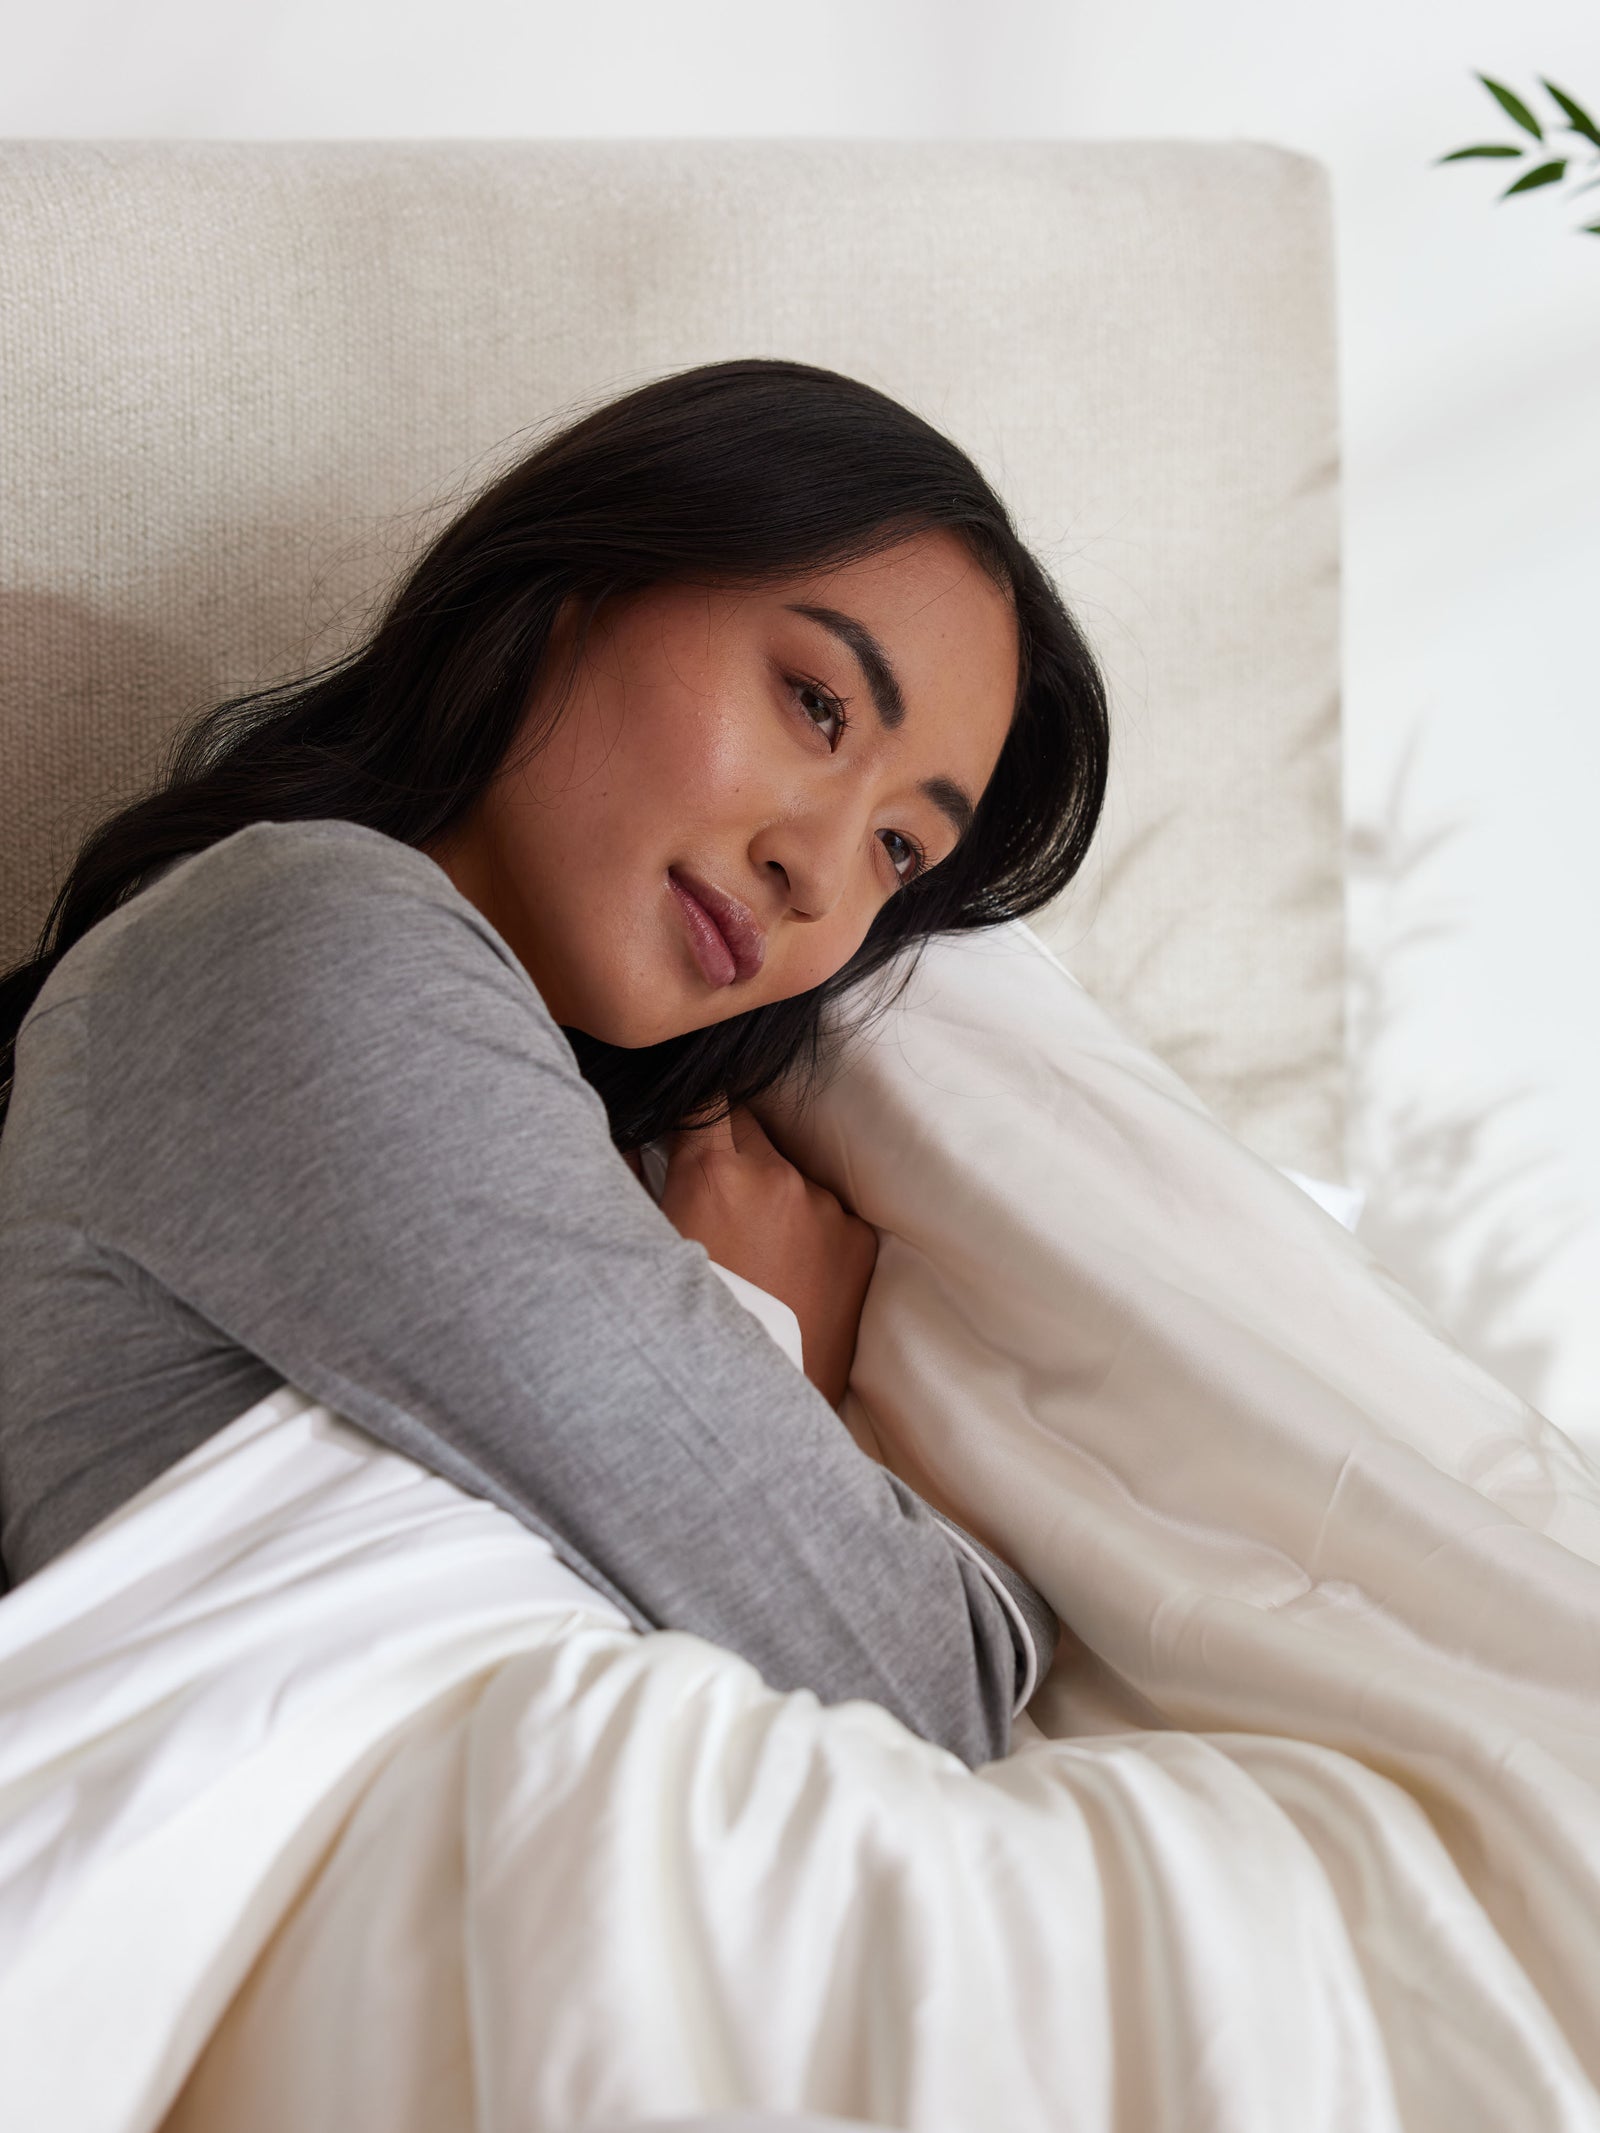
<box><xmin>424</xmin><ymin>527</ymin><xmax>1021</xmax><ymax>1047</ymax></box>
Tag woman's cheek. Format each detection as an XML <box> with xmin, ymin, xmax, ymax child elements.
<box><xmin>777</xmin><ymin>919</ymin><xmax>871</xmax><ymax>1002</ymax></box>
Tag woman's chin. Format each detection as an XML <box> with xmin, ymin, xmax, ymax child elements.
<box><xmin>562</xmin><ymin>979</ymin><xmax>716</xmax><ymax>1050</ymax></box>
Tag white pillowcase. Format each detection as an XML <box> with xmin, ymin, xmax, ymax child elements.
<box><xmin>745</xmin><ymin>915</ymin><xmax>1600</xmax><ymax>1746</ymax></box>
<box><xmin>637</xmin><ymin>941</ymin><xmax>1364</xmax><ymax>1383</ymax></box>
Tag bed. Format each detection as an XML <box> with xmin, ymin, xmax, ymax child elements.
<box><xmin>6</xmin><ymin>141</ymin><xmax>1597</xmax><ymax>2133</ymax></box>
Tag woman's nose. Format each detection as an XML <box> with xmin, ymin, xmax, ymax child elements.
<box><xmin>759</xmin><ymin>827</ymin><xmax>854</xmax><ymax>923</ymax></box>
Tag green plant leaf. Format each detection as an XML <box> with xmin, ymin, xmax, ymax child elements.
<box><xmin>1541</xmin><ymin>78</ymin><xmax>1600</xmax><ymax>150</ymax></box>
<box><xmin>1437</xmin><ymin>143</ymin><xmax>1525</xmax><ymax>161</ymax></box>
<box><xmin>1478</xmin><ymin>73</ymin><xmax>1544</xmax><ymax>138</ymax></box>
<box><xmin>1500</xmin><ymin>158</ymin><xmax>1567</xmax><ymax>197</ymax></box>
<box><xmin>1584</xmin><ymin>221</ymin><xmax>1600</xmax><ymax>235</ymax></box>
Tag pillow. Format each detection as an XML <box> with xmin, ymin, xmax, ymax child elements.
<box><xmin>750</xmin><ymin>917</ymin><xmax>1600</xmax><ymax>1749</ymax></box>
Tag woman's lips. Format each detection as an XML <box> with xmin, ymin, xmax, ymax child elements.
<box><xmin>667</xmin><ymin>869</ymin><xmax>766</xmax><ymax>988</ymax></box>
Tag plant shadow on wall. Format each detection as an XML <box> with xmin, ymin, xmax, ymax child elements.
<box><xmin>1345</xmin><ymin>729</ymin><xmax>1584</xmax><ymax>1418</ymax></box>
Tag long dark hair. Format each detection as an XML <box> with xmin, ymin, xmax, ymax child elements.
<box><xmin>0</xmin><ymin>358</ymin><xmax>1109</xmax><ymax>1148</ymax></box>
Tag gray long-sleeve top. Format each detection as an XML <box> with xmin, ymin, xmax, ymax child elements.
<box><xmin>0</xmin><ymin>818</ymin><xmax>1055</xmax><ymax>1766</ymax></box>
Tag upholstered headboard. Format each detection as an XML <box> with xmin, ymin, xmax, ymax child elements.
<box><xmin>0</xmin><ymin>139</ymin><xmax>1344</xmax><ymax>1177</ymax></box>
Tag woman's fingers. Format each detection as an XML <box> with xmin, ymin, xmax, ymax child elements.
<box><xmin>662</xmin><ymin>1111</ymin><xmax>732</xmax><ymax>1196</ymax></box>
<box><xmin>727</xmin><ymin>1105</ymin><xmax>775</xmax><ymax>1157</ymax></box>
<box><xmin>666</xmin><ymin>1105</ymin><xmax>775</xmax><ymax>1168</ymax></box>
<box><xmin>651</xmin><ymin>1102</ymin><xmax>875</xmax><ymax>1407</ymax></box>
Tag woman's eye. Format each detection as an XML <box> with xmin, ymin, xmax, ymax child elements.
<box><xmin>790</xmin><ymin>675</ymin><xmax>924</xmax><ymax>887</ymax></box>
<box><xmin>880</xmin><ymin>829</ymin><xmax>926</xmax><ymax>884</ymax></box>
<box><xmin>794</xmin><ymin>678</ymin><xmax>847</xmax><ymax>747</ymax></box>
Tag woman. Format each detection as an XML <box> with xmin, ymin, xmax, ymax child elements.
<box><xmin>0</xmin><ymin>358</ymin><xmax>1109</xmax><ymax>1770</ymax></box>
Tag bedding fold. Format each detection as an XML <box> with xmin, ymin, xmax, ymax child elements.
<box><xmin>0</xmin><ymin>1376</ymin><xmax>1596</xmax><ymax>2132</ymax></box>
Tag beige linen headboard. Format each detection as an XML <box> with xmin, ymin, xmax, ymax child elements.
<box><xmin>0</xmin><ymin>139</ymin><xmax>1344</xmax><ymax>1178</ymax></box>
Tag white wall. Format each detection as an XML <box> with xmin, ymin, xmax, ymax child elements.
<box><xmin>6</xmin><ymin>0</ymin><xmax>1599</xmax><ymax>1446</ymax></box>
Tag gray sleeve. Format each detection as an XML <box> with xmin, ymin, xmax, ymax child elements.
<box><xmin>928</xmin><ymin>1513</ymin><xmax>1056</xmax><ymax>1713</ymax></box>
<box><xmin>690</xmin><ymin>1211</ymin><xmax>1057</xmax><ymax>1711</ymax></box>
<box><xmin>82</xmin><ymin>818</ymin><xmax>1036</xmax><ymax>1767</ymax></box>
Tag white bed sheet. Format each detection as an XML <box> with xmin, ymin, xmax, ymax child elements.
<box><xmin>1</xmin><ymin>1377</ymin><xmax>1597</xmax><ymax>2132</ymax></box>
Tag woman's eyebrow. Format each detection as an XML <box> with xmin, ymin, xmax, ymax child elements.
<box><xmin>784</xmin><ymin>601</ymin><xmax>976</xmax><ymax>847</ymax></box>
<box><xmin>786</xmin><ymin>602</ymin><xmax>906</xmax><ymax>728</ymax></box>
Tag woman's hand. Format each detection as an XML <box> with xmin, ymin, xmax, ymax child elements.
<box><xmin>653</xmin><ymin>1106</ymin><xmax>879</xmax><ymax>1410</ymax></box>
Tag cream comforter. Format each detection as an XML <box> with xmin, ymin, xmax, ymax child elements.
<box><xmin>2</xmin><ymin>921</ymin><xmax>1598</xmax><ymax>2132</ymax></box>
